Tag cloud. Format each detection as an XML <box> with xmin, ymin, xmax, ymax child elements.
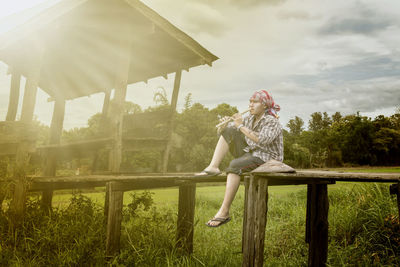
<box><xmin>180</xmin><ymin>3</ymin><xmax>230</xmax><ymax>36</ymax></box>
<box><xmin>145</xmin><ymin>0</ymin><xmax>287</xmax><ymax>37</ymax></box>
<box><xmin>276</xmin><ymin>10</ymin><xmax>315</xmax><ymax>21</ymax></box>
<box><xmin>319</xmin><ymin>18</ymin><xmax>391</xmax><ymax>35</ymax></box>
<box><xmin>318</xmin><ymin>2</ymin><xmax>394</xmax><ymax>36</ymax></box>
<box><xmin>188</xmin><ymin>0</ymin><xmax>285</xmax><ymax>8</ymax></box>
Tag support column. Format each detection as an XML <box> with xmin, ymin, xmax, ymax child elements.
<box><xmin>307</xmin><ymin>184</ymin><xmax>329</xmax><ymax>267</ymax></box>
<box><xmin>176</xmin><ymin>183</ymin><xmax>196</xmax><ymax>254</ymax></box>
<box><xmin>20</xmin><ymin>43</ymin><xmax>44</xmax><ymax>123</ymax></box>
<box><xmin>42</xmin><ymin>98</ymin><xmax>66</xmax><ymax>210</ymax></box>
<box><xmin>106</xmin><ymin>182</ymin><xmax>124</xmax><ymax>256</ymax></box>
<box><xmin>10</xmin><ymin>42</ymin><xmax>44</xmax><ymax>226</ymax></box>
<box><xmin>9</xmin><ymin>139</ymin><xmax>31</xmax><ymax>229</ymax></box>
<box><xmin>254</xmin><ymin>178</ymin><xmax>269</xmax><ymax>267</ymax></box>
<box><xmin>242</xmin><ymin>176</ymin><xmax>250</xmax><ymax>252</ymax></box>
<box><xmin>242</xmin><ymin>175</ymin><xmax>269</xmax><ymax>267</ymax></box>
<box><xmin>6</xmin><ymin>70</ymin><xmax>21</xmax><ymax>122</ymax></box>
<box><xmin>92</xmin><ymin>89</ymin><xmax>112</xmax><ymax>173</ymax></box>
<box><xmin>162</xmin><ymin>70</ymin><xmax>182</xmax><ymax>173</ymax></box>
<box><xmin>108</xmin><ymin>26</ymin><xmax>132</xmax><ymax>173</ymax></box>
<box><xmin>305</xmin><ymin>184</ymin><xmax>312</xmax><ymax>243</ymax></box>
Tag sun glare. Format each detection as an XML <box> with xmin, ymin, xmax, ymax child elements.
<box><xmin>0</xmin><ymin>0</ymin><xmax>57</xmax><ymax>34</ymax></box>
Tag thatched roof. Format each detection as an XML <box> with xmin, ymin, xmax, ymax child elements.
<box><xmin>0</xmin><ymin>0</ymin><xmax>218</xmax><ymax>100</ymax></box>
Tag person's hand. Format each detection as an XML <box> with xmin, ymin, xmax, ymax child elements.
<box><xmin>233</xmin><ymin>113</ymin><xmax>243</xmax><ymax>128</ymax></box>
<box><xmin>216</xmin><ymin>116</ymin><xmax>230</xmax><ymax>135</ymax></box>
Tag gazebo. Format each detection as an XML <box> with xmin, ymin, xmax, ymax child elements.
<box><xmin>0</xmin><ymin>0</ymin><xmax>217</xmax><ymax>218</ymax></box>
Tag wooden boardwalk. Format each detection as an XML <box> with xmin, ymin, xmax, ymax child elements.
<box><xmin>15</xmin><ymin>168</ymin><xmax>400</xmax><ymax>266</ymax></box>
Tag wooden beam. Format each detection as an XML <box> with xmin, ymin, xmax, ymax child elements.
<box><xmin>6</xmin><ymin>71</ymin><xmax>21</xmax><ymax>121</ymax></box>
<box><xmin>106</xmin><ymin>182</ymin><xmax>124</xmax><ymax>256</ymax></box>
<box><xmin>176</xmin><ymin>183</ymin><xmax>196</xmax><ymax>254</ymax></box>
<box><xmin>307</xmin><ymin>184</ymin><xmax>329</xmax><ymax>266</ymax></box>
<box><xmin>20</xmin><ymin>42</ymin><xmax>44</xmax><ymax>123</ymax></box>
<box><xmin>42</xmin><ymin>98</ymin><xmax>66</xmax><ymax>210</ymax></box>
<box><xmin>162</xmin><ymin>70</ymin><xmax>182</xmax><ymax>172</ymax></box>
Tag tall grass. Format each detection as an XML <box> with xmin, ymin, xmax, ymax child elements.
<box><xmin>0</xmin><ymin>183</ymin><xmax>399</xmax><ymax>266</ymax></box>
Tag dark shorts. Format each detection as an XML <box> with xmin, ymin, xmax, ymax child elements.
<box><xmin>221</xmin><ymin>126</ymin><xmax>265</xmax><ymax>175</ymax></box>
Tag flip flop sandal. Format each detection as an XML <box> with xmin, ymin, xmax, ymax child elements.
<box><xmin>206</xmin><ymin>216</ymin><xmax>231</xmax><ymax>227</ymax></box>
<box><xmin>194</xmin><ymin>169</ymin><xmax>222</xmax><ymax>177</ymax></box>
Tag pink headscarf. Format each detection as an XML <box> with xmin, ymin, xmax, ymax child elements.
<box><xmin>250</xmin><ymin>90</ymin><xmax>280</xmax><ymax>118</ymax></box>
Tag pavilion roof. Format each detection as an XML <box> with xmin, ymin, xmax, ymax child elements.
<box><xmin>0</xmin><ymin>0</ymin><xmax>218</xmax><ymax>100</ymax></box>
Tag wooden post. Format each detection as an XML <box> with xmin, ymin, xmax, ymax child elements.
<box><xmin>162</xmin><ymin>70</ymin><xmax>182</xmax><ymax>173</ymax></box>
<box><xmin>254</xmin><ymin>178</ymin><xmax>268</xmax><ymax>267</ymax></box>
<box><xmin>6</xmin><ymin>70</ymin><xmax>21</xmax><ymax>122</ymax></box>
<box><xmin>242</xmin><ymin>174</ymin><xmax>257</xmax><ymax>266</ymax></box>
<box><xmin>108</xmin><ymin>27</ymin><xmax>132</xmax><ymax>173</ymax></box>
<box><xmin>176</xmin><ymin>183</ymin><xmax>196</xmax><ymax>254</ymax></box>
<box><xmin>307</xmin><ymin>184</ymin><xmax>329</xmax><ymax>267</ymax></box>
<box><xmin>92</xmin><ymin>89</ymin><xmax>112</xmax><ymax>172</ymax></box>
<box><xmin>9</xmin><ymin>140</ymin><xmax>31</xmax><ymax>227</ymax></box>
<box><xmin>10</xmin><ymin>41</ymin><xmax>43</xmax><ymax>225</ymax></box>
<box><xmin>106</xmin><ymin>182</ymin><xmax>124</xmax><ymax>256</ymax></box>
<box><xmin>42</xmin><ymin>98</ymin><xmax>66</xmax><ymax>210</ymax></box>
<box><xmin>389</xmin><ymin>183</ymin><xmax>400</xmax><ymax>217</ymax></box>
<box><xmin>100</xmin><ymin>89</ymin><xmax>111</xmax><ymax>133</ymax></box>
<box><xmin>20</xmin><ymin>42</ymin><xmax>44</xmax><ymax>123</ymax></box>
<box><xmin>242</xmin><ymin>175</ymin><xmax>269</xmax><ymax>267</ymax></box>
<box><xmin>242</xmin><ymin>176</ymin><xmax>250</xmax><ymax>253</ymax></box>
<box><xmin>305</xmin><ymin>184</ymin><xmax>312</xmax><ymax>243</ymax></box>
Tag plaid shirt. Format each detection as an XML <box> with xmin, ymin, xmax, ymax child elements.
<box><xmin>242</xmin><ymin>113</ymin><xmax>283</xmax><ymax>162</ymax></box>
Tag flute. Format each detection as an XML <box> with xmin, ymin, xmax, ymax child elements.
<box><xmin>215</xmin><ymin>109</ymin><xmax>251</xmax><ymax>128</ymax></box>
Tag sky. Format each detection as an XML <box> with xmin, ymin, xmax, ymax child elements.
<box><xmin>0</xmin><ymin>0</ymin><xmax>399</xmax><ymax>129</ymax></box>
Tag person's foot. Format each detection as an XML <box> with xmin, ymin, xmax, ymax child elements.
<box><xmin>206</xmin><ymin>216</ymin><xmax>231</xmax><ymax>227</ymax></box>
<box><xmin>206</xmin><ymin>211</ymin><xmax>230</xmax><ymax>227</ymax></box>
<box><xmin>194</xmin><ymin>166</ymin><xmax>221</xmax><ymax>177</ymax></box>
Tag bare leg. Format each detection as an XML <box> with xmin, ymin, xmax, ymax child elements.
<box><xmin>207</xmin><ymin>172</ymin><xmax>241</xmax><ymax>226</ymax></box>
<box><xmin>203</xmin><ymin>135</ymin><xmax>229</xmax><ymax>172</ymax></box>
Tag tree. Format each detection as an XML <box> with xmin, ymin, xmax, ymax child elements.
<box><xmin>286</xmin><ymin>116</ymin><xmax>304</xmax><ymax>136</ymax></box>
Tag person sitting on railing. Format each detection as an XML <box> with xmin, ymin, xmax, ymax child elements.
<box><xmin>195</xmin><ymin>90</ymin><xmax>283</xmax><ymax>227</ymax></box>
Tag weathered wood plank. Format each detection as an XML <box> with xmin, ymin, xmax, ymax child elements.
<box><xmin>20</xmin><ymin>41</ymin><xmax>44</xmax><ymax>123</ymax></box>
<box><xmin>108</xmin><ymin>23</ymin><xmax>133</xmax><ymax>173</ymax></box>
<box><xmin>176</xmin><ymin>183</ymin><xmax>196</xmax><ymax>254</ymax></box>
<box><xmin>252</xmin><ymin>170</ymin><xmax>400</xmax><ymax>183</ymax></box>
<box><xmin>106</xmin><ymin>182</ymin><xmax>124</xmax><ymax>256</ymax></box>
<box><xmin>242</xmin><ymin>176</ymin><xmax>250</xmax><ymax>253</ymax></box>
<box><xmin>305</xmin><ymin>184</ymin><xmax>311</xmax><ymax>243</ymax></box>
<box><xmin>162</xmin><ymin>70</ymin><xmax>182</xmax><ymax>173</ymax></box>
<box><xmin>308</xmin><ymin>184</ymin><xmax>329</xmax><ymax>267</ymax></box>
<box><xmin>254</xmin><ymin>178</ymin><xmax>268</xmax><ymax>267</ymax></box>
<box><xmin>242</xmin><ymin>174</ymin><xmax>257</xmax><ymax>267</ymax></box>
<box><xmin>6</xmin><ymin>71</ymin><xmax>21</xmax><ymax>122</ymax></box>
<box><xmin>42</xmin><ymin>98</ymin><xmax>66</xmax><ymax>210</ymax></box>
<box><xmin>9</xmin><ymin>139</ymin><xmax>31</xmax><ymax>227</ymax></box>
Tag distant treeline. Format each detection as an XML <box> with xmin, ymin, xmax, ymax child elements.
<box><xmin>27</xmin><ymin>92</ymin><xmax>400</xmax><ymax>172</ymax></box>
